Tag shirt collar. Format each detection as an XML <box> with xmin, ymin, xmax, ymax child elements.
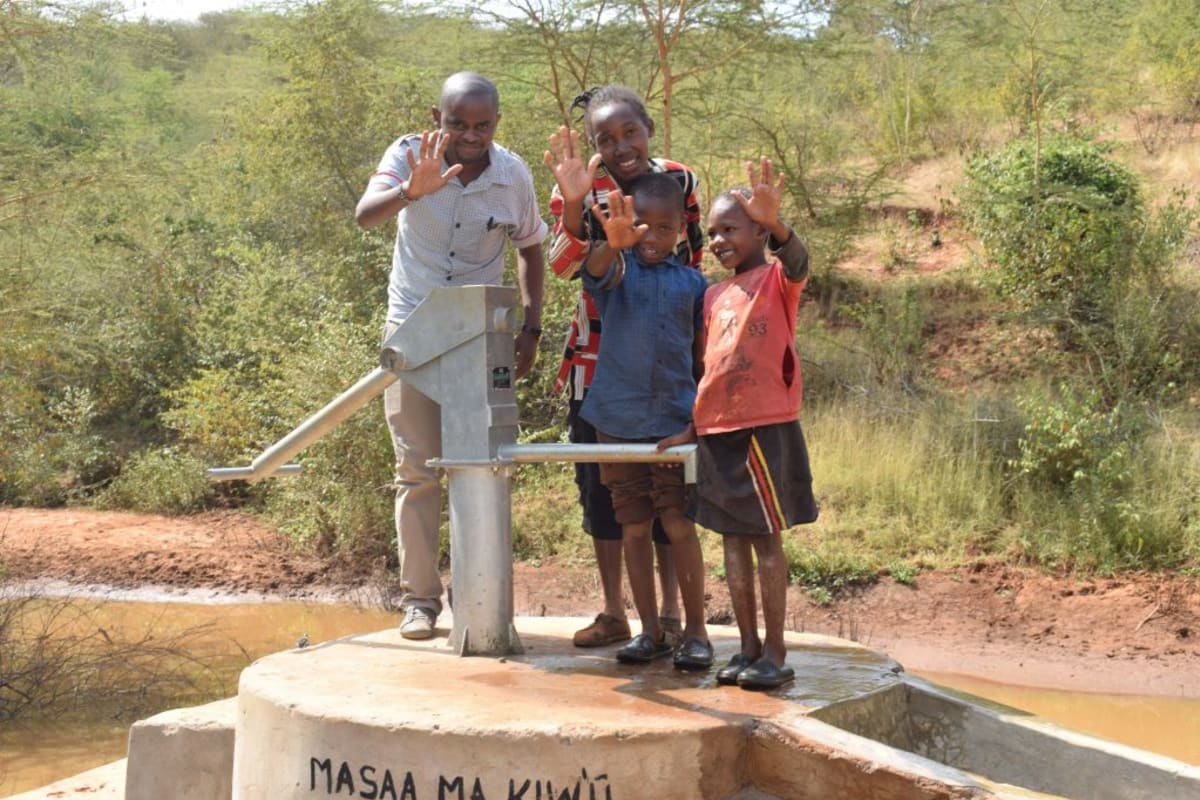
<box><xmin>464</xmin><ymin>143</ymin><xmax>514</xmax><ymax>187</ymax></box>
<box><xmin>629</xmin><ymin>250</ymin><xmax>686</xmax><ymax>269</ymax></box>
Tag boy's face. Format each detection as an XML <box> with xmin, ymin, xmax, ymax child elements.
<box><xmin>633</xmin><ymin>194</ymin><xmax>684</xmax><ymax>265</ymax></box>
<box><xmin>590</xmin><ymin>102</ymin><xmax>652</xmax><ymax>187</ymax></box>
<box><xmin>431</xmin><ymin>93</ymin><xmax>499</xmax><ymax>167</ymax></box>
<box><xmin>707</xmin><ymin>196</ymin><xmax>767</xmax><ymax>271</ymax></box>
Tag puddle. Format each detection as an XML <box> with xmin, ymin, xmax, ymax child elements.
<box><xmin>917</xmin><ymin>670</ymin><xmax>1200</xmax><ymax>766</ymax></box>
<box><xmin>0</xmin><ymin>599</ymin><xmax>394</xmax><ymax>797</ymax></box>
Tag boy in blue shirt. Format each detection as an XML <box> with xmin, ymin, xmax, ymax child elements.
<box><xmin>580</xmin><ymin>173</ymin><xmax>712</xmax><ymax>670</ymax></box>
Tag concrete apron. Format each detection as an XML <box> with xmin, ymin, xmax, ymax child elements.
<box><xmin>23</xmin><ymin>617</ymin><xmax>1199</xmax><ymax>800</ymax></box>
<box><xmin>228</xmin><ymin>619</ymin><xmax>929</xmax><ymax>800</ymax></box>
<box><xmin>222</xmin><ymin>617</ymin><xmax>1198</xmax><ymax>800</ymax></box>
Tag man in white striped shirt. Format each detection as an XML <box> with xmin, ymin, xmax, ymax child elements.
<box><xmin>356</xmin><ymin>72</ymin><xmax>547</xmax><ymax>640</ymax></box>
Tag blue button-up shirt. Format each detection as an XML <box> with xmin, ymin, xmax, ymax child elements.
<box><xmin>580</xmin><ymin>251</ymin><xmax>707</xmax><ymax>439</ymax></box>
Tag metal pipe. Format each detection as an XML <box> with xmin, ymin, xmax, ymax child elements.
<box><xmin>206</xmin><ymin>366</ymin><xmax>398</xmax><ymax>483</ymax></box>
<box><xmin>497</xmin><ymin>442</ymin><xmax>697</xmax><ymax>483</ymax></box>
<box><xmin>206</xmin><ymin>464</ymin><xmax>303</xmax><ymax>482</ymax></box>
<box><xmin>498</xmin><ymin>442</ymin><xmax>695</xmax><ymax>463</ymax></box>
<box><xmin>446</xmin><ymin>465</ymin><xmax>521</xmax><ymax>656</ymax></box>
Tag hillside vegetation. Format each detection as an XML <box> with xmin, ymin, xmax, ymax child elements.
<box><xmin>3</xmin><ymin>0</ymin><xmax>1200</xmax><ymax>588</ymax></box>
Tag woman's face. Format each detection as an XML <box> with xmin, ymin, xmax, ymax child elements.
<box><xmin>589</xmin><ymin>101</ymin><xmax>653</xmax><ymax>189</ymax></box>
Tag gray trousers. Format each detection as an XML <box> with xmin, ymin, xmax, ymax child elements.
<box><xmin>383</xmin><ymin>323</ymin><xmax>444</xmax><ymax>616</ymax></box>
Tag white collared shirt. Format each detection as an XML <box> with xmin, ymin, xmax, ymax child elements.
<box><xmin>370</xmin><ymin>136</ymin><xmax>548</xmax><ymax>323</ymax></box>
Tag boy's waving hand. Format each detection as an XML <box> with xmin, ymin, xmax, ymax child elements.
<box><xmin>593</xmin><ymin>190</ymin><xmax>648</xmax><ymax>250</ymax></box>
<box><xmin>733</xmin><ymin>156</ymin><xmax>786</xmax><ymax>230</ymax></box>
<box><xmin>734</xmin><ymin>156</ymin><xmax>794</xmax><ymax>246</ymax></box>
<box><xmin>581</xmin><ymin>190</ymin><xmax>644</xmax><ymax>283</ymax></box>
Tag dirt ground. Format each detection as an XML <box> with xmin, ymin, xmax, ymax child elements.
<box><xmin>2</xmin><ymin>506</ymin><xmax>1197</xmax><ymax>698</ymax></box>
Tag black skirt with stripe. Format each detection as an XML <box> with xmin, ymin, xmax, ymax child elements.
<box><xmin>689</xmin><ymin>421</ymin><xmax>818</xmax><ymax>536</ymax></box>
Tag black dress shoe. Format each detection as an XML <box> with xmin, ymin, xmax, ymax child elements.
<box><xmin>672</xmin><ymin>637</ymin><xmax>714</xmax><ymax>671</ymax></box>
<box><xmin>616</xmin><ymin>632</ymin><xmax>673</xmax><ymax>664</ymax></box>
<box><xmin>716</xmin><ymin>653</ymin><xmax>755</xmax><ymax>685</ymax></box>
<box><xmin>737</xmin><ymin>657</ymin><xmax>795</xmax><ymax>690</ymax></box>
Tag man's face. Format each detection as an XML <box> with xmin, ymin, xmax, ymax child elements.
<box><xmin>432</xmin><ymin>93</ymin><xmax>499</xmax><ymax>166</ymax></box>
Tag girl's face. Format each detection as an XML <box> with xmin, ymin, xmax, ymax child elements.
<box><xmin>707</xmin><ymin>197</ymin><xmax>767</xmax><ymax>273</ymax></box>
<box><xmin>589</xmin><ymin>102</ymin><xmax>653</xmax><ymax>188</ymax></box>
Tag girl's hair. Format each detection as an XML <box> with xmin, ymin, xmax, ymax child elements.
<box><xmin>570</xmin><ymin>85</ymin><xmax>653</xmax><ymax>142</ymax></box>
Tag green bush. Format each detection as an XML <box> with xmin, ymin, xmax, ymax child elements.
<box><xmin>0</xmin><ymin>386</ymin><xmax>114</xmax><ymax>506</ymax></box>
<box><xmin>1005</xmin><ymin>387</ymin><xmax>1196</xmax><ymax>570</ymax></box>
<box><xmin>783</xmin><ymin>537</ymin><xmax>877</xmax><ymax>596</ymax></box>
<box><xmin>1091</xmin><ymin>277</ymin><xmax>1199</xmax><ymax>401</ymax></box>
<box><xmin>962</xmin><ymin>134</ymin><xmax>1196</xmax><ymax>404</ymax></box>
<box><xmin>510</xmin><ymin>462</ymin><xmax>587</xmax><ymax>562</ymax></box>
<box><xmin>264</xmin><ymin>456</ymin><xmax>394</xmax><ymax>561</ymax></box>
<box><xmin>96</xmin><ymin>449</ymin><xmax>212</xmax><ymax>514</ymax></box>
<box><xmin>845</xmin><ymin>282</ymin><xmax>926</xmax><ymax>392</ymax></box>
<box><xmin>1010</xmin><ymin>386</ymin><xmax>1132</xmax><ymax>492</ymax></box>
<box><xmin>961</xmin><ymin>134</ymin><xmax>1144</xmax><ymax>324</ymax></box>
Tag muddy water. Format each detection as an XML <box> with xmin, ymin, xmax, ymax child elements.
<box><xmin>0</xmin><ymin>599</ymin><xmax>395</xmax><ymax>797</ymax></box>
<box><xmin>2</xmin><ymin>601</ymin><xmax>1197</xmax><ymax>797</ymax></box>
<box><xmin>916</xmin><ymin>670</ymin><xmax>1200</xmax><ymax>766</ymax></box>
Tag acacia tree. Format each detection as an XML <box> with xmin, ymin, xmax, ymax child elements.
<box><xmin>487</xmin><ymin>0</ymin><xmax>823</xmax><ymax>157</ymax></box>
<box><xmin>1124</xmin><ymin>0</ymin><xmax>1200</xmax><ymax>121</ymax></box>
<box><xmin>822</xmin><ymin>0</ymin><xmax>975</xmax><ymax>162</ymax></box>
<box><xmin>973</xmin><ymin>0</ymin><xmax>1128</xmax><ymax>180</ymax></box>
<box><xmin>479</xmin><ymin>0</ymin><xmax>641</xmax><ymax>124</ymax></box>
<box><xmin>625</xmin><ymin>0</ymin><xmax>827</xmax><ymax>156</ymax></box>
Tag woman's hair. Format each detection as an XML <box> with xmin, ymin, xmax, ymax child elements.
<box><xmin>570</xmin><ymin>85</ymin><xmax>653</xmax><ymax>142</ymax></box>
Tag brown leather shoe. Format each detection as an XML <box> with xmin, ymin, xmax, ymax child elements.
<box><xmin>573</xmin><ymin>613</ymin><xmax>632</xmax><ymax>647</ymax></box>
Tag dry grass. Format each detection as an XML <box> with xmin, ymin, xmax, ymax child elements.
<box><xmin>0</xmin><ymin>590</ymin><xmax>227</xmax><ymax>722</ymax></box>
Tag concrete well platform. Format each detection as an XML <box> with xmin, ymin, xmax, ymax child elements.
<box><xmin>104</xmin><ymin>616</ymin><xmax>1199</xmax><ymax>800</ymax></box>
<box><xmin>229</xmin><ymin>618</ymin><xmax>991</xmax><ymax>800</ymax></box>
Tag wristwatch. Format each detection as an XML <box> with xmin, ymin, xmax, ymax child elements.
<box><xmin>397</xmin><ymin>181</ymin><xmax>413</xmax><ymax>203</ymax></box>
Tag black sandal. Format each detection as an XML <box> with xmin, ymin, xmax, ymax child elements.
<box><xmin>716</xmin><ymin>653</ymin><xmax>755</xmax><ymax>685</ymax></box>
<box><xmin>737</xmin><ymin>657</ymin><xmax>795</xmax><ymax>690</ymax></box>
<box><xmin>616</xmin><ymin>632</ymin><xmax>673</xmax><ymax>664</ymax></box>
<box><xmin>673</xmin><ymin>638</ymin><xmax>714</xmax><ymax>671</ymax></box>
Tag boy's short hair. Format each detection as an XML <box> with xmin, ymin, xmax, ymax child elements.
<box><xmin>631</xmin><ymin>172</ymin><xmax>685</xmax><ymax>212</ymax></box>
<box><xmin>714</xmin><ymin>187</ymin><xmax>752</xmax><ymax>206</ymax></box>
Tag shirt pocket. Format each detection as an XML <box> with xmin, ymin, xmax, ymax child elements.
<box><xmin>449</xmin><ymin>221</ymin><xmax>507</xmax><ymax>269</ymax></box>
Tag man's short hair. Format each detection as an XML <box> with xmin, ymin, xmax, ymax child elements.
<box><xmin>440</xmin><ymin>71</ymin><xmax>499</xmax><ymax>110</ymax></box>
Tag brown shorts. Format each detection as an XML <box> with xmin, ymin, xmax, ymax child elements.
<box><xmin>596</xmin><ymin>432</ymin><xmax>688</xmax><ymax>525</ymax></box>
